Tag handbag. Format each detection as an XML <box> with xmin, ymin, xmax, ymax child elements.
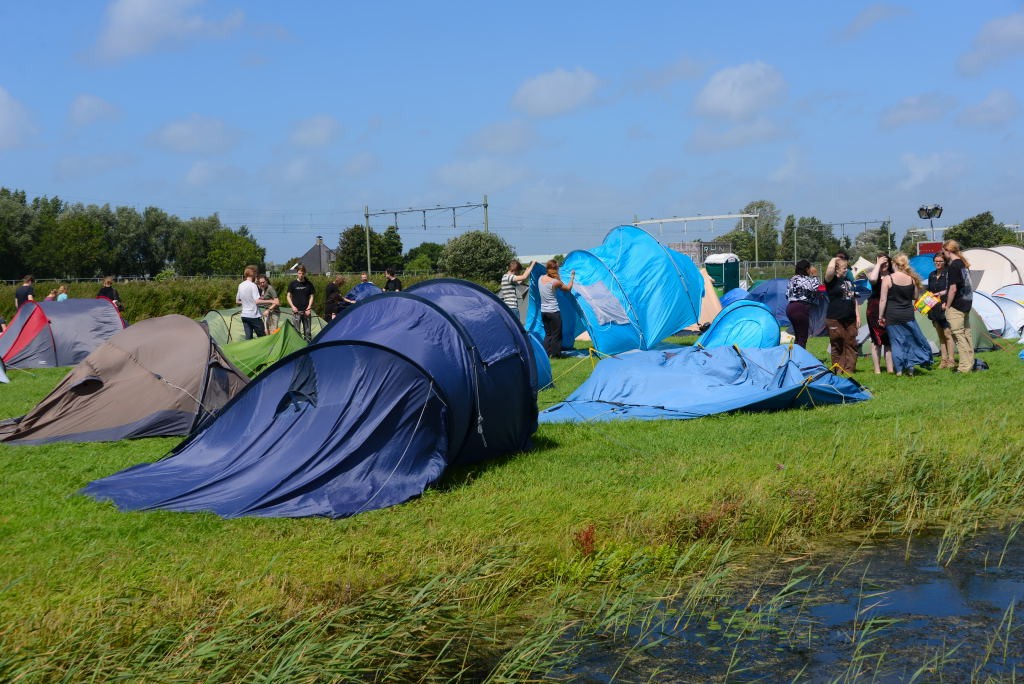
<box><xmin>914</xmin><ymin>290</ymin><xmax>940</xmax><ymax>315</ymax></box>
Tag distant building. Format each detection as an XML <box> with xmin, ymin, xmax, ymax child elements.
<box><xmin>292</xmin><ymin>236</ymin><xmax>336</xmax><ymax>275</ymax></box>
<box><xmin>668</xmin><ymin>241</ymin><xmax>732</xmax><ymax>266</ymax></box>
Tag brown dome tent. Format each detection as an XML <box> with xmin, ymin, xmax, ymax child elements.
<box><xmin>0</xmin><ymin>315</ymin><xmax>248</xmax><ymax>445</ymax></box>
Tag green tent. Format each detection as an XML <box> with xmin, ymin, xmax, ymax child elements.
<box><xmin>221</xmin><ymin>321</ymin><xmax>309</xmax><ymax>377</ymax></box>
<box><xmin>201</xmin><ymin>307</ymin><xmax>326</xmax><ymax>345</ymax></box>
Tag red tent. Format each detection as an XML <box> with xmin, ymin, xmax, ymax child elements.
<box><xmin>0</xmin><ymin>299</ymin><xmax>125</xmax><ymax>370</ymax></box>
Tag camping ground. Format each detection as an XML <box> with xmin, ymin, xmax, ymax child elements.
<box><xmin>1</xmin><ymin>337</ymin><xmax>1023</xmax><ymax>680</ymax></box>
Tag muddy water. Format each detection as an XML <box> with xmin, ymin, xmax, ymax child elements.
<box><xmin>568</xmin><ymin>527</ymin><xmax>1024</xmax><ymax>682</ymax></box>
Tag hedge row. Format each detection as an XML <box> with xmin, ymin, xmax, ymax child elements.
<box><xmin>0</xmin><ymin>275</ymin><xmax>500</xmax><ymax>325</ymax></box>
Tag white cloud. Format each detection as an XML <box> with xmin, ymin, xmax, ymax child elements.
<box><xmin>184</xmin><ymin>160</ymin><xmax>243</xmax><ymax>186</ymax></box>
<box><xmin>55</xmin><ymin>153</ymin><xmax>134</xmax><ymax>180</ymax></box>
<box><xmin>957</xmin><ymin>89</ymin><xmax>1020</xmax><ymax>128</ymax></box>
<box><xmin>630</xmin><ymin>56</ymin><xmax>702</xmax><ymax>93</ymax></box>
<box><xmin>436</xmin><ymin>158</ymin><xmax>527</xmax><ymax>192</ymax></box>
<box><xmin>95</xmin><ymin>0</ymin><xmax>244</xmax><ymax>62</ymax></box>
<box><xmin>0</xmin><ymin>87</ymin><xmax>37</xmax><ymax>149</ymax></box>
<box><xmin>69</xmin><ymin>94</ymin><xmax>120</xmax><ymax>127</ymax></box>
<box><xmin>958</xmin><ymin>11</ymin><xmax>1024</xmax><ymax>75</ymax></box>
<box><xmin>838</xmin><ymin>4</ymin><xmax>910</xmax><ymax>41</ymax></box>
<box><xmin>879</xmin><ymin>92</ymin><xmax>955</xmax><ymax>128</ymax></box>
<box><xmin>769</xmin><ymin>147</ymin><xmax>803</xmax><ymax>183</ymax></box>
<box><xmin>465</xmin><ymin>120</ymin><xmax>538</xmax><ymax>155</ymax></box>
<box><xmin>511</xmin><ymin>67</ymin><xmax>599</xmax><ymax>118</ymax></box>
<box><xmin>343</xmin><ymin>151</ymin><xmax>378</xmax><ymax>177</ymax></box>
<box><xmin>290</xmin><ymin>114</ymin><xmax>341</xmax><ymax>148</ymax></box>
<box><xmin>687</xmin><ymin>118</ymin><xmax>783</xmax><ymax>153</ymax></box>
<box><xmin>694</xmin><ymin>62</ymin><xmax>787</xmax><ymax>122</ymax></box>
<box><xmin>898</xmin><ymin>152</ymin><xmax>964</xmax><ymax>190</ymax></box>
<box><xmin>152</xmin><ymin>114</ymin><xmax>238</xmax><ymax>153</ymax></box>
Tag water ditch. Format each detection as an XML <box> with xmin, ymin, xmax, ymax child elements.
<box><xmin>564</xmin><ymin>525</ymin><xmax>1024</xmax><ymax>682</ymax></box>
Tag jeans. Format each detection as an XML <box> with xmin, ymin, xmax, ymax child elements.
<box><xmin>242</xmin><ymin>316</ymin><xmax>265</xmax><ymax>340</ymax></box>
<box><xmin>293</xmin><ymin>310</ymin><xmax>312</xmax><ymax>341</ymax></box>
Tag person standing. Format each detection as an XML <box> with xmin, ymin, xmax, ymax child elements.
<box><xmin>823</xmin><ymin>251</ymin><xmax>860</xmax><ymax>374</ymax></box>
<box><xmin>287</xmin><ymin>264</ymin><xmax>316</xmax><ymax>341</ymax></box>
<box><xmin>878</xmin><ymin>253</ymin><xmax>932</xmax><ymax>376</ymax></box>
<box><xmin>257</xmin><ymin>274</ymin><xmax>280</xmax><ymax>333</ymax></box>
<box><xmin>926</xmin><ymin>252</ymin><xmax>955</xmax><ymax>369</ymax></box>
<box><xmin>865</xmin><ymin>254</ymin><xmax>893</xmax><ymax>374</ymax></box>
<box><xmin>236</xmin><ymin>265</ymin><xmax>265</xmax><ymax>340</ymax></box>
<box><xmin>324</xmin><ymin>274</ymin><xmax>345</xmax><ymax>320</ymax></box>
<box><xmin>384</xmin><ymin>267</ymin><xmax>402</xmax><ymax>292</ymax></box>
<box><xmin>14</xmin><ymin>274</ymin><xmax>35</xmax><ymax>309</ymax></box>
<box><xmin>784</xmin><ymin>259</ymin><xmax>819</xmax><ymax>349</ymax></box>
<box><xmin>97</xmin><ymin>277</ymin><xmax>123</xmax><ymax>312</ymax></box>
<box><xmin>501</xmin><ymin>259</ymin><xmax>536</xmax><ymax>317</ymax></box>
<box><xmin>941</xmin><ymin>240</ymin><xmax>974</xmax><ymax>373</ymax></box>
<box><xmin>539</xmin><ymin>260</ymin><xmax>575</xmax><ymax>358</ymax></box>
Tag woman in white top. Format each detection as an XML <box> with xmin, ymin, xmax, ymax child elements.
<box><xmin>538</xmin><ymin>260</ymin><xmax>575</xmax><ymax>358</ymax></box>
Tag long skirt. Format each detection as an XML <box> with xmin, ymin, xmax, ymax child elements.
<box><xmin>886</xmin><ymin>320</ymin><xmax>933</xmax><ymax>373</ymax></box>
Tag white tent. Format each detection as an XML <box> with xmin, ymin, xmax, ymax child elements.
<box><xmin>991</xmin><ymin>294</ymin><xmax>1024</xmax><ymax>339</ymax></box>
<box><xmin>994</xmin><ymin>284</ymin><xmax>1024</xmax><ymax>303</ymax></box>
<box><xmin>963</xmin><ymin>248</ymin><xmax>1023</xmax><ymax>293</ymax></box>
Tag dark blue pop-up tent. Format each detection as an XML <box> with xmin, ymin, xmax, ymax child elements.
<box><xmin>83</xmin><ymin>279</ymin><xmax>538</xmax><ymax>518</ymax></box>
<box><xmin>746</xmin><ymin>279</ymin><xmax>829</xmax><ymax>338</ymax></box>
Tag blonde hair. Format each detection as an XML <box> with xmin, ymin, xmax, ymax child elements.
<box><xmin>103</xmin><ymin>276</ymin><xmax>114</xmax><ymax>287</ymax></box>
<box><xmin>891</xmin><ymin>253</ymin><xmax>922</xmax><ymax>288</ymax></box>
<box><xmin>545</xmin><ymin>259</ymin><xmax>560</xmax><ymax>276</ymax></box>
<box><xmin>243</xmin><ymin>265</ymin><xmax>257</xmax><ymax>279</ymax></box>
<box><xmin>942</xmin><ymin>239</ymin><xmax>970</xmax><ymax>268</ymax></box>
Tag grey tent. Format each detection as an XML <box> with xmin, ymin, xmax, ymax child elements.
<box><xmin>0</xmin><ymin>315</ymin><xmax>248</xmax><ymax>445</ymax></box>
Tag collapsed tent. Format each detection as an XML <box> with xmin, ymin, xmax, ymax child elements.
<box><xmin>221</xmin><ymin>321</ymin><xmax>307</xmax><ymax>377</ymax></box>
<box><xmin>540</xmin><ymin>344</ymin><xmax>870</xmax><ymax>423</ymax></box>
<box><xmin>83</xmin><ymin>279</ymin><xmax>538</xmax><ymax>518</ymax></box>
<box><xmin>202</xmin><ymin>307</ymin><xmax>326</xmax><ymax>345</ymax></box>
<box><xmin>0</xmin><ymin>316</ymin><xmax>248</xmax><ymax>445</ymax></box>
<box><xmin>0</xmin><ymin>299</ymin><xmax>125</xmax><ymax>370</ymax></box>
<box><xmin>746</xmin><ymin>278</ymin><xmax>828</xmax><ymax>337</ymax></box>
<box><xmin>525</xmin><ymin>226</ymin><xmax>704</xmax><ymax>356</ymax></box>
<box><xmin>696</xmin><ymin>300</ymin><xmax>781</xmax><ymax>350</ymax></box>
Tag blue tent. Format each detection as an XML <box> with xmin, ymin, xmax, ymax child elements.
<box><xmin>746</xmin><ymin>278</ymin><xmax>828</xmax><ymax>337</ymax></box>
<box><xmin>719</xmin><ymin>287</ymin><xmax>750</xmax><ymax>308</ymax></box>
<box><xmin>539</xmin><ymin>344</ymin><xmax>870</xmax><ymax>423</ymax></box>
<box><xmin>523</xmin><ymin>226</ymin><xmax>706</xmax><ymax>356</ymax></box>
<box><xmin>528</xmin><ymin>226</ymin><xmax>703</xmax><ymax>356</ymax></box>
<box><xmin>696</xmin><ymin>301</ymin><xmax>780</xmax><ymax>350</ymax></box>
<box><xmin>909</xmin><ymin>254</ymin><xmax>935</xmax><ymax>280</ymax></box>
<box><xmin>345</xmin><ymin>281</ymin><xmax>383</xmax><ymax>302</ymax></box>
<box><xmin>84</xmin><ymin>279</ymin><xmax>538</xmax><ymax>518</ymax></box>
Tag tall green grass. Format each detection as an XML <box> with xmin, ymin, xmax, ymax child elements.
<box><xmin>1</xmin><ymin>337</ymin><xmax>1022</xmax><ymax>679</ymax></box>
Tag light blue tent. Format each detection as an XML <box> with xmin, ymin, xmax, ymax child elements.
<box><xmin>527</xmin><ymin>226</ymin><xmax>703</xmax><ymax>356</ymax></box>
<box><xmin>696</xmin><ymin>300</ymin><xmax>780</xmax><ymax>350</ymax></box>
<box><xmin>540</xmin><ymin>344</ymin><xmax>870</xmax><ymax>423</ymax></box>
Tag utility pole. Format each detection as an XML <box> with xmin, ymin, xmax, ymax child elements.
<box><xmin>363</xmin><ymin>205</ymin><xmax>371</xmax><ymax>274</ymax></box>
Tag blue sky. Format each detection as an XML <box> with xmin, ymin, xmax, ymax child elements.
<box><xmin>1</xmin><ymin>1</ymin><xmax>1022</xmax><ymax>263</ymax></box>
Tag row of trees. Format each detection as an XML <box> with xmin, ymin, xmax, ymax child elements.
<box><xmin>0</xmin><ymin>188</ymin><xmax>265</xmax><ymax>280</ymax></box>
<box><xmin>713</xmin><ymin>200</ymin><xmax>1020</xmax><ymax>263</ymax></box>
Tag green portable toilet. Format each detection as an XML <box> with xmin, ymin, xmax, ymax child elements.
<box><xmin>704</xmin><ymin>253</ymin><xmax>740</xmax><ymax>293</ymax></box>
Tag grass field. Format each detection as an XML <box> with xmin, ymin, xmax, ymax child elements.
<box><xmin>1</xmin><ymin>337</ymin><xmax>1023</xmax><ymax>680</ymax></box>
